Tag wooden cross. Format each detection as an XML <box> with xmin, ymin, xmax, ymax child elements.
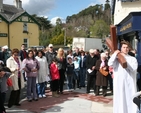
<box><xmin>106</xmin><ymin>25</ymin><xmax>127</xmax><ymax>68</ymax></box>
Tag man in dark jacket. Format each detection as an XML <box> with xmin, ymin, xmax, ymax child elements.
<box><xmin>45</xmin><ymin>44</ymin><xmax>57</xmax><ymax>67</ymax></box>
<box><xmin>73</xmin><ymin>47</ymin><xmax>81</xmax><ymax>57</ymax></box>
<box><xmin>86</xmin><ymin>49</ymin><xmax>98</xmax><ymax>94</ymax></box>
<box><xmin>19</xmin><ymin>44</ymin><xmax>27</xmax><ymax>81</ymax></box>
<box><xmin>45</xmin><ymin>44</ymin><xmax>57</xmax><ymax>91</ymax></box>
<box><xmin>19</xmin><ymin>44</ymin><xmax>27</xmax><ymax>61</ymax></box>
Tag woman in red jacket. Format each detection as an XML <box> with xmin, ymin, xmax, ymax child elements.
<box><xmin>50</xmin><ymin>58</ymin><xmax>60</xmax><ymax>97</ymax></box>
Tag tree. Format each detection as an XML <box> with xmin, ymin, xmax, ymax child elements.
<box><xmin>90</xmin><ymin>20</ymin><xmax>110</xmax><ymax>38</ymax></box>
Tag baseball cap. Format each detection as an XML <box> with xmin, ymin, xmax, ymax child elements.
<box><xmin>48</xmin><ymin>44</ymin><xmax>53</xmax><ymax>48</ymax></box>
<box><xmin>2</xmin><ymin>45</ymin><xmax>8</xmax><ymax>49</ymax></box>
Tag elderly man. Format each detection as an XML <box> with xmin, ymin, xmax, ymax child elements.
<box><xmin>86</xmin><ymin>49</ymin><xmax>98</xmax><ymax>94</ymax></box>
<box><xmin>45</xmin><ymin>44</ymin><xmax>57</xmax><ymax>67</ymax></box>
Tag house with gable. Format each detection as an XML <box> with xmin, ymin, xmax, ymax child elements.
<box><xmin>112</xmin><ymin>0</ymin><xmax>141</xmax><ymax>65</ymax></box>
<box><xmin>0</xmin><ymin>0</ymin><xmax>40</xmax><ymax>49</ymax></box>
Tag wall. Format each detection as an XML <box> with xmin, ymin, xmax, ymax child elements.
<box><xmin>9</xmin><ymin>22</ymin><xmax>39</xmax><ymax>49</ymax></box>
<box><xmin>114</xmin><ymin>0</ymin><xmax>141</xmax><ymax>25</ymax></box>
<box><xmin>0</xmin><ymin>20</ymin><xmax>8</xmax><ymax>47</ymax></box>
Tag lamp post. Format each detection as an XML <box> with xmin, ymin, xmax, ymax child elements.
<box><xmin>63</xmin><ymin>28</ymin><xmax>66</xmax><ymax>46</ymax></box>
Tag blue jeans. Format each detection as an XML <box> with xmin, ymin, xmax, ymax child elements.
<box><xmin>80</xmin><ymin>68</ymin><xmax>86</xmax><ymax>87</ymax></box>
<box><xmin>67</xmin><ymin>75</ymin><xmax>73</xmax><ymax>89</ymax></box>
<box><xmin>74</xmin><ymin>69</ymin><xmax>80</xmax><ymax>80</ymax></box>
<box><xmin>37</xmin><ymin>82</ymin><xmax>46</xmax><ymax>96</ymax></box>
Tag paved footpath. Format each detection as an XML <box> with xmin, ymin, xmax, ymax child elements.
<box><xmin>6</xmin><ymin>88</ymin><xmax>113</xmax><ymax>113</ymax></box>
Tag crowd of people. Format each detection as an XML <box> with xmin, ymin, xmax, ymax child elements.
<box><xmin>0</xmin><ymin>41</ymin><xmax>140</xmax><ymax>113</ymax></box>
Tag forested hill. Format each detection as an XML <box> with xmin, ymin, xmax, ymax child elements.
<box><xmin>37</xmin><ymin>3</ymin><xmax>111</xmax><ymax>46</ymax></box>
<box><xmin>65</xmin><ymin>3</ymin><xmax>111</xmax><ymax>38</ymax></box>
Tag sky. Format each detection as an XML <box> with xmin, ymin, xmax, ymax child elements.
<box><xmin>3</xmin><ymin>0</ymin><xmax>106</xmax><ymax>25</ymax></box>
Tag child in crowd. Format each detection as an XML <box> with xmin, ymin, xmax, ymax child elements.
<box><xmin>73</xmin><ymin>56</ymin><xmax>80</xmax><ymax>89</ymax></box>
<box><xmin>0</xmin><ymin>62</ymin><xmax>11</xmax><ymax>113</ymax></box>
<box><xmin>66</xmin><ymin>57</ymin><xmax>74</xmax><ymax>91</ymax></box>
<box><xmin>50</xmin><ymin>58</ymin><xmax>60</xmax><ymax>97</ymax></box>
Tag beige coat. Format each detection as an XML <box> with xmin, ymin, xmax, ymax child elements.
<box><xmin>6</xmin><ymin>56</ymin><xmax>25</xmax><ymax>90</ymax></box>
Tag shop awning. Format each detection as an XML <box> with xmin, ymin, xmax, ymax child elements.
<box><xmin>116</xmin><ymin>12</ymin><xmax>141</xmax><ymax>36</ymax></box>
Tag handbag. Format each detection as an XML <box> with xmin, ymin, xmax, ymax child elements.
<box><xmin>99</xmin><ymin>68</ymin><xmax>108</xmax><ymax>76</ymax></box>
<box><xmin>7</xmin><ymin>78</ymin><xmax>13</xmax><ymax>87</ymax></box>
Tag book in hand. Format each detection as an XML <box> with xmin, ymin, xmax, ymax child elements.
<box><xmin>87</xmin><ymin>69</ymin><xmax>93</xmax><ymax>74</ymax></box>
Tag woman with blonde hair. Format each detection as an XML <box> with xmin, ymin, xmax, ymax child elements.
<box><xmin>56</xmin><ymin>48</ymin><xmax>66</xmax><ymax>94</ymax></box>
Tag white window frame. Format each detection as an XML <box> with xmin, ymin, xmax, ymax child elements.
<box><xmin>23</xmin><ymin>38</ymin><xmax>29</xmax><ymax>49</ymax></box>
<box><xmin>23</xmin><ymin>22</ymin><xmax>28</xmax><ymax>32</ymax></box>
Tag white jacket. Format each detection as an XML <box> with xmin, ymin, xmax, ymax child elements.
<box><xmin>35</xmin><ymin>56</ymin><xmax>49</xmax><ymax>83</ymax></box>
<box><xmin>6</xmin><ymin>56</ymin><xmax>25</xmax><ymax>90</ymax></box>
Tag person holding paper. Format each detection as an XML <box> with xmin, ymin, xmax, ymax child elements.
<box><xmin>108</xmin><ymin>41</ymin><xmax>138</xmax><ymax>113</ymax></box>
<box><xmin>6</xmin><ymin>49</ymin><xmax>25</xmax><ymax>108</ymax></box>
<box><xmin>86</xmin><ymin>49</ymin><xmax>99</xmax><ymax>94</ymax></box>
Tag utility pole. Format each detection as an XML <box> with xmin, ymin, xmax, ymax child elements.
<box><xmin>64</xmin><ymin>28</ymin><xmax>66</xmax><ymax>46</ymax></box>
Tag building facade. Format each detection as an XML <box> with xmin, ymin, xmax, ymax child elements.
<box><xmin>112</xmin><ymin>0</ymin><xmax>141</xmax><ymax>65</ymax></box>
<box><xmin>0</xmin><ymin>0</ymin><xmax>40</xmax><ymax>49</ymax></box>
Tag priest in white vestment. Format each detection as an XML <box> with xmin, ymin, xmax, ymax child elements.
<box><xmin>108</xmin><ymin>41</ymin><xmax>138</xmax><ymax>113</ymax></box>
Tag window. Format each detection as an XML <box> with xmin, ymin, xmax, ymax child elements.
<box><xmin>23</xmin><ymin>38</ymin><xmax>28</xmax><ymax>49</ymax></box>
<box><xmin>23</xmin><ymin>22</ymin><xmax>28</xmax><ymax>33</ymax></box>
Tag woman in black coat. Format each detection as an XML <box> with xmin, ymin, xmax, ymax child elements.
<box><xmin>56</xmin><ymin>48</ymin><xmax>66</xmax><ymax>94</ymax></box>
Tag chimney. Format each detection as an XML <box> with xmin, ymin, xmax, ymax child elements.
<box><xmin>19</xmin><ymin>0</ymin><xmax>22</xmax><ymax>9</ymax></box>
<box><xmin>14</xmin><ymin>0</ymin><xmax>22</xmax><ymax>9</ymax></box>
<box><xmin>0</xmin><ymin>0</ymin><xmax>3</xmax><ymax>12</ymax></box>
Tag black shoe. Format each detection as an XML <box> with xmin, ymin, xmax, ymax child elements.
<box><xmin>86</xmin><ymin>91</ymin><xmax>90</xmax><ymax>94</ymax></box>
<box><xmin>60</xmin><ymin>92</ymin><xmax>63</xmax><ymax>94</ymax></box>
<box><xmin>28</xmin><ymin>99</ymin><xmax>32</xmax><ymax>102</ymax></box>
<box><xmin>34</xmin><ymin>99</ymin><xmax>38</xmax><ymax>101</ymax></box>
<box><xmin>15</xmin><ymin>103</ymin><xmax>21</xmax><ymax>106</ymax></box>
<box><xmin>133</xmin><ymin>97</ymin><xmax>140</xmax><ymax>110</ymax></box>
<box><xmin>103</xmin><ymin>94</ymin><xmax>107</xmax><ymax>97</ymax></box>
<box><xmin>8</xmin><ymin>104</ymin><xmax>12</xmax><ymax>108</ymax></box>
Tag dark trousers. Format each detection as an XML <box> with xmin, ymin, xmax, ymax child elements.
<box><xmin>108</xmin><ymin>74</ymin><xmax>113</xmax><ymax>91</ymax></box>
<box><xmin>0</xmin><ymin>92</ymin><xmax>6</xmax><ymax>113</ymax></box>
<box><xmin>137</xmin><ymin>65</ymin><xmax>141</xmax><ymax>90</ymax></box>
<box><xmin>86</xmin><ymin>74</ymin><xmax>96</xmax><ymax>93</ymax></box>
<box><xmin>27</xmin><ymin>77</ymin><xmax>37</xmax><ymax>99</ymax></box>
<box><xmin>73</xmin><ymin>70</ymin><xmax>80</xmax><ymax>89</ymax></box>
<box><xmin>52</xmin><ymin>80</ymin><xmax>59</xmax><ymax>91</ymax></box>
<box><xmin>8</xmin><ymin>78</ymin><xmax>21</xmax><ymax>108</ymax></box>
<box><xmin>58</xmin><ymin>69</ymin><xmax>65</xmax><ymax>92</ymax></box>
<box><xmin>96</xmin><ymin>86</ymin><xmax>107</xmax><ymax>95</ymax></box>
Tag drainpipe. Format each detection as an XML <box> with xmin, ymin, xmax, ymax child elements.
<box><xmin>8</xmin><ymin>23</ymin><xmax>10</xmax><ymax>48</ymax></box>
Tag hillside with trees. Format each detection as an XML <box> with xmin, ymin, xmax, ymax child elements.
<box><xmin>34</xmin><ymin>2</ymin><xmax>111</xmax><ymax>46</ymax></box>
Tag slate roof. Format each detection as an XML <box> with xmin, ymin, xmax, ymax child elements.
<box><xmin>0</xmin><ymin>4</ymin><xmax>24</xmax><ymax>22</ymax></box>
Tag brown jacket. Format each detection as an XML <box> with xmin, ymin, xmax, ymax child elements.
<box><xmin>95</xmin><ymin>59</ymin><xmax>109</xmax><ymax>86</ymax></box>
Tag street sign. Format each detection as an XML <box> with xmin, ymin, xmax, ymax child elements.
<box><xmin>0</xmin><ymin>33</ymin><xmax>8</xmax><ymax>37</ymax></box>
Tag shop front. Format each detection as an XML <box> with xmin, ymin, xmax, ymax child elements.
<box><xmin>116</xmin><ymin>12</ymin><xmax>141</xmax><ymax>65</ymax></box>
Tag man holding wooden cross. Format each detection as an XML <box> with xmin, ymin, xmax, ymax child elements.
<box><xmin>107</xmin><ymin>26</ymin><xmax>138</xmax><ymax>113</ymax></box>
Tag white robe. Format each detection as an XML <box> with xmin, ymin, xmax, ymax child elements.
<box><xmin>108</xmin><ymin>52</ymin><xmax>138</xmax><ymax>113</ymax></box>
<box><xmin>35</xmin><ymin>56</ymin><xmax>50</xmax><ymax>83</ymax></box>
